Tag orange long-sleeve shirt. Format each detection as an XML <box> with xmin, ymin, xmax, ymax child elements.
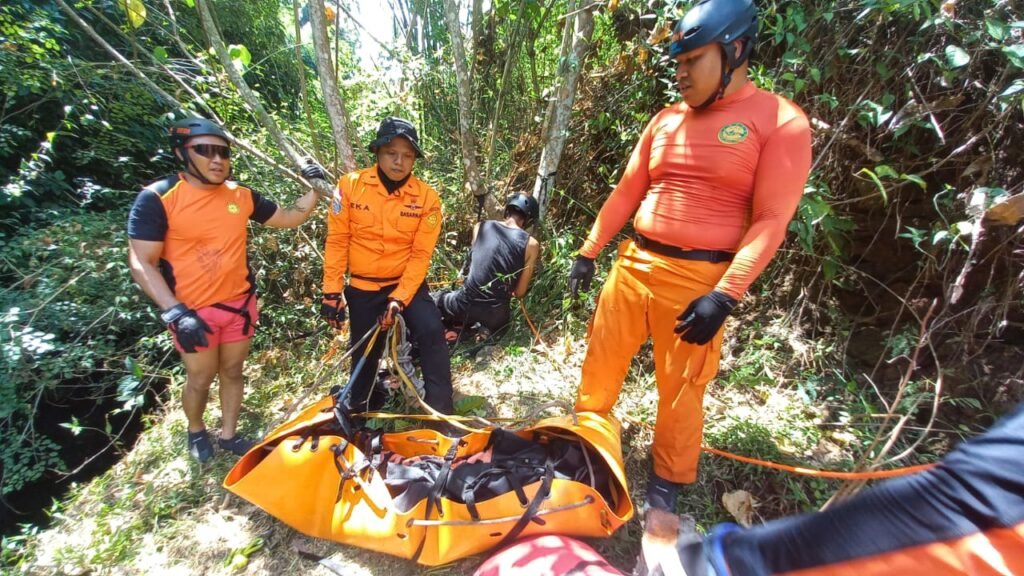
<box><xmin>580</xmin><ymin>82</ymin><xmax>812</xmax><ymax>299</ymax></box>
<box><xmin>323</xmin><ymin>166</ymin><xmax>443</xmax><ymax>305</ymax></box>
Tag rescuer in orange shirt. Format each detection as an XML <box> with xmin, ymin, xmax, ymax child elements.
<box><xmin>316</xmin><ymin>117</ymin><xmax>453</xmax><ymax>417</ymax></box>
<box><xmin>568</xmin><ymin>0</ymin><xmax>813</xmax><ymax>514</ymax></box>
<box><xmin>128</xmin><ymin>117</ymin><xmax>327</xmax><ymax>463</ymax></box>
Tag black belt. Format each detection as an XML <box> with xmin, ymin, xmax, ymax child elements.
<box><xmin>633</xmin><ymin>234</ymin><xmax>734</xmax><ymax>263</ymax></box>
<box><xmin>351</xmin><ymin>273</ymin><xmax>402</xmax><ymax>283</ymax></box>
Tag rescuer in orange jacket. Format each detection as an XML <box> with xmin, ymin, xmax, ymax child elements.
<box><xmin>568</xmin><ymin>0</ymin><xmax>813</xmax><ymax>514</ymax></box>
<box><xmin>316</xmin><ymin>117</ymin><xmax>453</xmax><ymax>416</ymax></box>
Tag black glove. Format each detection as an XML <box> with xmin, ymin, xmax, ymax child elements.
<box><xmin>162</xmin><ymin>304</ymin><xmax>213</xmax><ymax>353</ymax></box>
<box><xmin>379</xmin><ymin>298</ymin><xmax>404</xmax><ymax>329</ymax></box>
<box><xmin>321</xmin><ymin>292</ymin><xmax>347</xmax><ymax>329</ymax></box>
<box><xmin>568</xmin><ymin>255</ymin><xmax>596</xmax><ymax>298</ymax></box>
<box><xmin>301</xmin><ymin>161</ymin><xmax>327</xmax><ymax>182</ymax></box>
<box><xmin>674</xmin><ymin>289</ymin><xmax>737</xmax><ymax>345</ymax></box>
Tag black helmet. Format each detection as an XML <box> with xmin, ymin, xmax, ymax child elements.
<box><xmin>669</xmin><ymin>0</ymin><xmax>757</xmax><ymax>108</ymax></box>
<box><xmin>505</xmin><ymin>193</ymin><xmax>539</xmax><ymax>226</ymax></box>
<box><xmin>669</xmin><ymin>0</ymin><xmax>757</xmax><ymax>61</ymax></box>
<box><xmin>168</xmin><ymin>117</ymin><xmax>228</xmax><ymax>150</ymax></box>
<box><xmin>168</xmin><ymin>117</ymin><xmax>230</xmax><ymax>185</ymax></box>
<box><xmin>368</xmin><ymin>117</ymin><xmax>424</xmax><ymax>158</ymax></box>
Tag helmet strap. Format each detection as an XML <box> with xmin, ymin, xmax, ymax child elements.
<box><xmin>693</xmin><ymin>47</ymin><xmax>731</xmax><ymax>110</ymax></box>
<box><xmin>694</xmin><ymin>43</ymin><xmax>746</xmax><ymax>111</ymax></box>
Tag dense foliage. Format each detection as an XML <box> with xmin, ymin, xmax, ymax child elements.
<box><xmin>1</xmin><ymin>0</ymin><xmax>1021</xmax><ymax>568</ymax></box>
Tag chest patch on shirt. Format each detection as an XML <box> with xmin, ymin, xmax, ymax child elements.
<box><xmin>227</xmin><ymin>202</ymin><xmax>240</xmax><ymax>214</ymax></box>
<box><xmin>718</xmin><ymin>122</ymin><xmax>749</xmax><ymax>144</ymax></box>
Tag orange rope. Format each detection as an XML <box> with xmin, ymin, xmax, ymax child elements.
<box><xmin>517</xmin><ymin>299</ymin><xmax>542</xmax><ymax>344</ymax></box>
<box><xmin>625</xmin><ymin>417</ymin><xmax>935</xmax><ymax>480</ymax></box>
<box><xmin>700</xmin><ymin>446</ymin><xmax>935</xmax><ymax>480</ymax></box>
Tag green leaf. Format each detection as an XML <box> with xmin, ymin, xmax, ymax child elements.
<box><xmin>998</xmin><ymin>80</ymin><xmax>1024</xmax><ymax>100</ymax></box>
<box><xmin>986</xmin><ymin>18</ymin><xmax>1008</xmax><ymax>41</ymax></box>
<box><xmin>228</xmin><ymin>44</ymin><xmax>252</xmax><ymax>68</ymax></box>
<box><xmin>153</xmin><ymin>46</ymin><xmax>169</xmax><ymax>62</ymax></box>
<box><xmin>1002</xmin><ymin>44</ymin><xmax>1024</xmax><ymax>69</ymax></box>
<box><xmin>122</xmin><ymin>0</ymin><xmax>147</xmax><ymax>28</ymax></box>
<box><xmin>857</xmin><ymin>168</ymin><xmax>888</xmax><ymax>204</ymax></box>
<box><xmin>454</xmin><ymin>395</ymin><xmax>487</xmax><ymax>416</ymax></box>
<box><xmin>944</xmin><ymin>45</ymin><xmax>969</xmax><ymax>69</ymax></box>
<box><xmin>873</xmin><ymin>164</ymin><xmax>898</xmax><ymax>179</ymax></box>
<box><xmin>900</xmin><ymin>173</ymin><xmax>927</xmax><ymax>190</ymax></box>
<box><xmin>183</xmin><ymin>0</ymin><xmax>195</xmax><ymax>7</ymax></box>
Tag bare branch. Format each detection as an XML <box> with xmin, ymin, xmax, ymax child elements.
<box><xmin>308</xmin><ymin>0</ymin><xmax>358</xmax><ymax>173</ymax></box>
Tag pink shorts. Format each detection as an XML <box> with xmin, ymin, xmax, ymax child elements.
<box><xmin>170</xmin><ymin>294</ymin><xmax>259</xmax><ymax>353</ymax></box>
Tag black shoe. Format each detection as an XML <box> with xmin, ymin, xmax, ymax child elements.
<box><xmin>188</xmin><ymin>430</ymin><xmax>214</xmax><ymax>463</ymax></box>
<box><xmin>218</xmin><ymin>435</ymin><xmax>255</xmax><ymax>456</ymax></box>
<box><xmin>643</xmin><ymin>471</ymin><xmax>681</xmax><ymax>515</ymax></box>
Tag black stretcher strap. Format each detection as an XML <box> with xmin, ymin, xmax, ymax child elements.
<box><xmin>492</xmin><ymin>457</ymin><xmax>554</xmax><ymax>551</ymax></box>
<box><xmin>411</xmin><ymin>442</ymin><xmax>460</xmax><ymax>564</ymax></box>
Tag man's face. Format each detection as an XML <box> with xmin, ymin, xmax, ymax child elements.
<box><xmin>182</xmin><ymin>135</ymin><xmax>231</xmax><ymax>184</ymax></box>
<box><xmin>674</xmin><ymin>43</ymin><xmax>724</xmax><ymax>107</ymax></box>
<box><xmin>376</xmin><ymin>137</ymin><xmax>417</xmax><ymax>182</ymax></box>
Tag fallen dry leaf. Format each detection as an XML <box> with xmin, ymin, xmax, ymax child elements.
<box><xmin>722</xmin><ymin>489</ymin><xmax>757</xmax><ymax>527</ymax></box>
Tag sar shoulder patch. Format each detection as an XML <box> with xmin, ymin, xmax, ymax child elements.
<box><xmin>718</xmin><ymin>122</ymin><xmax>749</xmax><ymax>144</ymax></box>
<box><xmin>425</xmin><ymin>210</ymin><xmax>440</xmax><ymax>230</ymax></box>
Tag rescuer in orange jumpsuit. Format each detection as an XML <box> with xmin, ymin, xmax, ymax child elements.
<box><xmin>317</xmin><ymin>117</ymin><xmax>453</xmax><ymax>416</ymax></box>
<box><xmin>568</xmin><ymin>0</ymin><xmax>813</xmax><ymax>513</ymax></box>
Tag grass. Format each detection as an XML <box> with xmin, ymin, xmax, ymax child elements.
<box><xmin>3</xmin><ymin>288</ymin><xmax>931</xmax><ymax>575</ymax></box>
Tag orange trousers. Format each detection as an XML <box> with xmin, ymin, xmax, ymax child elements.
<box><xmin>575</xmin><ymin>240</ymin><xmax>728</xmax><ymax>484</ymax></box>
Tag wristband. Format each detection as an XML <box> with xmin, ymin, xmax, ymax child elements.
<box><xmin>160</xmin><ymin>303</ymin><xmax>189</xmax><ymax>324</ymax></box>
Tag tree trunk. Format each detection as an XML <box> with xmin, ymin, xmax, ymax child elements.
<box><xmin>308</xmin><ymin>0</ymin><xmax>358</xmax><ymax>174</ymax></box>
<box><xmin>533</xmin><ymin>3</ymin><xmax>596</xmax><ymax>220</ymax></box>
<box><xmin>483</xmin><ymin>0</ymin><xmax>529</xmax><ymax>183</ymax></box>
<box><xmin>442</xmin><ymin>0</ymin><xmax>491</xmax><ymax>216</ymax></box>
<box><xmin>293</xmin><ymin>0</ymin><xmax>324</xmax><ymax>164</ymax></box>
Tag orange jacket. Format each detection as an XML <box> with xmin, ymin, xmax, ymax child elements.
<box><xmin>323</xmin><ymin>166</ymin><xmax>443</xmax><ymax>305</ymax></box>
<box><xmin>580</xmin><ymin>82</ymin><xmax>812</xmax><ymax>299</ymax></box>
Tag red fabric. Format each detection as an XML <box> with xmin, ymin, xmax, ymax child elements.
<box><xmin>169</xmin><ymin>294</ymin><xmax>257</xmax><ymax>352</ymax></box>
<box><xmin>474</xmin><ymin>535</ymin><xmax>623</xmax><ymax>576</ymax></box>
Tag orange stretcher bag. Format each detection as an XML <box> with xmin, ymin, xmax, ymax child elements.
<box><xmin>223</xmin><ymin>396</ymin><xmax>634</xmax><ymax>566</ymax></box>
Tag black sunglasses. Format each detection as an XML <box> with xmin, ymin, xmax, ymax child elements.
<box><xmin>187</xmin><ymin>143</ymin><xmax>231</xmax><ymax>159</ymax></box>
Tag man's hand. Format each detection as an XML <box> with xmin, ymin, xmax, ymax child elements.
<box><xmin>163</xmin><ymin>304</ymin><xmax>214</xmax><ymax>353</ymax></box>
<box><xmin>321</xmin><ymin>292</ymin><xmax>347</xmax><ymax>329</ymax></box>
<box><xmin>568</xmin><ymin>255</ymin><xmax>596</xmax><ymax>299</ymax></box>
<box><xmin>301</xmin><ymin>161</ymin><xmax>328</xmax><ymax>182</ymax></box>
<box><xmin>674</xmin><ymin>289</ymin><xmax>737</xmax><ymax>345</ymax></box>
<box><xmin>379</xmin><ymin>298</ymin><xmax>404</xmax><ymax>329</ymax></box>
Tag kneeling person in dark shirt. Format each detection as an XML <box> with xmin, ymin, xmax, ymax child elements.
<box><xmin>435</xmin><ymin>193</ymin><xmax>541</xmax><ymax>337</ymax></box>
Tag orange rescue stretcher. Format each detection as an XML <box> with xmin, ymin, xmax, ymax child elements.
<box><xmin>223</xmin><ymin>395</ymin><xmax>634</xmax><ymax>566</ymax></box>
